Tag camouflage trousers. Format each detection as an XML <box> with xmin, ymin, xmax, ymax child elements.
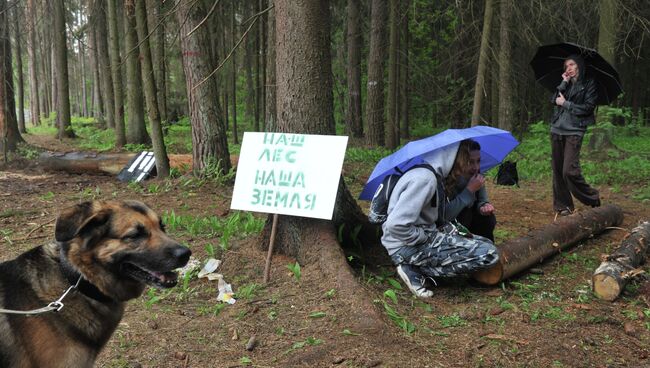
<box><xmin>390</xmin><ymin>224</ymin><xmax>499</xmax><ymax>278</ymax></box>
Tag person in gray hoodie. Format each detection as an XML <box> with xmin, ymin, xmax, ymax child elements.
<box><xmin>381</xmin><ymin>142</ymin><xmax>499</xmax><ymax>298</ymax></box>
<box><xmin>550</xmin><ymin>54</ymin><xmax>601</xmax><ymax>216</ymax></box>
<box><xmin>443</xmin><ymin>139</ymin><xmax>496</xmax><ymax>241</ymax></box>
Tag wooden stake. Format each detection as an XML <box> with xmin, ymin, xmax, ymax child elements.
<box><xmin>593</xmin><ymin>221</ymin><xmax>650</xmax><ymax>301</ymax></box>
<box><xmin>263</xmin><ymin>213</ymin><xmax>279</xmax><ymax>283</ymax></box>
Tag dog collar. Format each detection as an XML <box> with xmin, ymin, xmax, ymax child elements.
<box><xmin>58</xmin><ymin>249</ymin><xmax>115</xmax><ymax>304</ymax></box>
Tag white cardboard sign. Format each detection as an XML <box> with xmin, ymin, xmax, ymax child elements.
<box><xmin>230</xmin><ymin>132</ymin><xmax>348</xmax><ymax>220</ymax></box>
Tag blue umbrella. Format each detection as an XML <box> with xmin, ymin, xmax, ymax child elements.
<box><xmin>359</xmin><ymin>125</ymin><xmax>519</xmax><ymax>200</ymax></box>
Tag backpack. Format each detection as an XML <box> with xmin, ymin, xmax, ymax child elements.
<box><xmin>495</xmin><ymin>160</ymin><xmax>519</xmax><ymax>186</ymax></box>
<box><xmin>368</xmin><ymin>164</ymin><xmax>445</xmax><ymax>225</ymax></box>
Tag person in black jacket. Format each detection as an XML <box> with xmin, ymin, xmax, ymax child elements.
<box><xmin>550</xmin><ymin>55</ymin><xmax>601</xmax><ymax>216</ymax></box>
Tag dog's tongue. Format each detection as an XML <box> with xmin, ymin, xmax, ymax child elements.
<box><xmin>151</xmin><ymin>271</ymin><xmax>178</xmax><ymax>283</ymax></box>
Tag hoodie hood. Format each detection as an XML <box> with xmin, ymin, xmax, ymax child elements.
<box><xmin>420</xmin><ymin>141</ymin><xmax>460</xmax><ymax>178</ymax></box>
<box><xmin>566</xmin><ymin>54</ymin><xmax>586</xmax><ymax>81</ymax></box>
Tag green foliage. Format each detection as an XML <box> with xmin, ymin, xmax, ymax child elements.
<box><xmin>383</xmin><ymin>289</ymin><xmax>398</xmax><ymax>304</ymax></box>
<box><xmin>286</xmin><ymin>262</ymin><xmax>301</xmax><ymax>281</ymax></box>
<box><xmin>513</xmin><ymin>121</ymin><xmax>650</xmax><ymax>197</ymax></box>
<box><xmin>162</xmin><ymin>211</ymin><xmax>264</xmax><ymax>249</ymax></box>
<box><xmin>235</xmin><ymin>283</ymin><xmax>261</xmax><ymax>300</ymax></box>
<box><xmin>438</xmin><ymin>313</ymin><xmax>467</xmax><ymax>328</ymax></box>
<box><xmin>345</xmin><ymin>146</ymin><xmax>392</xmax><ymax>163</ymax></box>
<box><xmin>382</xmin><ymin>301</ymin><xmax>416</xmax><ymax>334</ymax></box>
<box><xmin>72</xmin><ymin>117</ymin><xmax>116</xmax><ymax>151</ymax></box>
<box><xmin>15</xmin><ymin>143</ymin><xmax>42</xmax><ymax>159</ymax></box>
<box><xmin>27</xmin><ymin>124</ymin><xmax>57</xmax><ymax>136</ymax></box>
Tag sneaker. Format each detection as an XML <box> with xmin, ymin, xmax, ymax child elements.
<box><xmin>397</xmin><ymin>264</ymin><xmax>434</xmax><ymax>298</ymax></box>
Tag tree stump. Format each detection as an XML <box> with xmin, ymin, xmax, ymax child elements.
<box><xmin>587</xmin><ymin>125</ymin><xmax>615</xmax><ymax>152</ymax></box>
<box><xmin>592</xmin><ymin>221</ymin><xmax>650</xmax><ymax>301</ymax></box>
<box><xmin>473</xmin><ymin>205</ymin><xmax>624</xmax><ymax>285</ymax></box>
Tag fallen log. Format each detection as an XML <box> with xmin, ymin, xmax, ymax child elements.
<box><xmin>592</xmin><ymin>221</ymin><xmax>650</xmax><ymax>301</ymax></box>
<box><xmin>473</xmin><ymin>204</ymin><xmax>624</xmax><ymax>285</ymax></box>
<box><xmin>38</xmin><ymin>151</ymin><xmax>193</xmax><ymax>176</ymax></box>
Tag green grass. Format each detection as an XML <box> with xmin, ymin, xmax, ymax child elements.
<box><xmin>162</xmin><ymin>211</ymin><xmax>264</xmax><ymax>248</ymax></box>
<box><xmin>516</xmin><ymin>121</ymin><xmax>650</xmax><ymax>197</ymax></box>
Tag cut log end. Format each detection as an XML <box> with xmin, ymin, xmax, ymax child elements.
<box><xmin>593</xmin><ymin>273</ymin><xmax>622</xmax><ymax>301</ymax></box>
<box><xmin>472</xmin><ymin>262</ymin><xmax>504</xmax><ymax>286</ymax></box>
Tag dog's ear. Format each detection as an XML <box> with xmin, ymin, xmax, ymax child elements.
<box><xmin>55</xmin><ymin>202</ymin><xmax>111</xmax><ymax>242</ymax></box>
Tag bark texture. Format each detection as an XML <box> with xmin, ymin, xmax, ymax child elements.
<box><xmin>471</xmin><ymin>0</ymin><xmax>494</xmax><ymax>126</ymax></box>
<box><xmin>385</xmin><ymin>0</ymin><xmax>399</xmax><ymax>149</ymax></box>
<box><xmin>365</xmin><ymin>0</ymin><xmax>387</xmax><ymax>146</ymax></box>
<box><xmin>345</xmin><ymin>0</ymin><xmax>362</xmax><ymax>138</ymax></box>
<box><xmin>26</xmin><ymin>0</ymin><xmax>40</xmax><ymax>126</ymax></box>
<box><xmin>175</xmin><ymin>0</ymin><xmax>231</xmax><ymax>175</ymax></box>
<box><xmin>96</xmin><ymin>0</ymin><xmax>116</xmax><ymax>129</ymax></box>
<box><xmin>124</xmin><ymin>1</ymin><xmax>149</xmax><ymax>144</ymax></box>
<box><xmin>135</xmin><ymin>0</ymin><xmax>169</xmax><ymax>177</ymax></box>
<box><xmin>264</xmin><ymin>2</ymin><xmax>277</xmax><ymax>132</ymax></box>
<box><xmin>12</xmin><ymin>4</ymin><xmax>25</xmax><ymax>133</ymax></box>
<box><xmin>54</xmin><ymin>0</ymin><xmax>73</xmax><ymax>138</ymax></box>
<box><xmin>593</xmin><ymin>221</ymin><xmax>650</xmax><ymax>301</ymax></box>
<box><xmin>474</xmin><ymin>205</ymin><xmax>624</xmax><ymax>285</ymax></box>
<box><xmin>497</xmin><ymin>0</ymin><xmax>513</xmax><ymax>131</ymax></box>
<box><xmin>107</xmin><ymin>0</ymin><xmax>126</xmax><ymax>147</ymax></box>
<box><xmin>270</xmin><ymin>0</ymin><xmax>383</xmax><ymax>335</ymax></box>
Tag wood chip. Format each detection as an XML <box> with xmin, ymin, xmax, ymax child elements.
<box><xmin>246</xmin><ymin>335</ymin><xmax>258</xmax><ymax>351</ymax></box>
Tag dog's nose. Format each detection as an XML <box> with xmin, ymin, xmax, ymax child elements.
<box><xmin>170</xmin><ymin>245</ymin><xmax>191</xmax><ymax>265</ymax></box>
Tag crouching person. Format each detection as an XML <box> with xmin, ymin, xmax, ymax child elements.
<box><xmin>381</xmin><ymin>142</ymin><xmax>499</xmax><ymax>297</ymax></box>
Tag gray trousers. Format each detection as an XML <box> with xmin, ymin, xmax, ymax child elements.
<box><xmin>390</xmin><ymin>225</ymin><xmax>499</xmax><ymax>278</ymax></box>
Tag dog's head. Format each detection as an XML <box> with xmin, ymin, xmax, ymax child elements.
<box><xmin>54</xmin><ymin>200</ymin><xmax>191</xmax><ymax>301</ymax></box>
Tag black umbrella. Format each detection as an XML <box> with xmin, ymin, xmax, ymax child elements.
<box><xmin>530</xmin><ymin>42</ymin><xmax>623</xmax><ymax>105</ymax></box>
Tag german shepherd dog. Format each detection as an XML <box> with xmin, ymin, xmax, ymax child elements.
<box><xmin>0</xmin><ymin>200</ymin><xmax>191</xmax><ymax>367</ymax></box>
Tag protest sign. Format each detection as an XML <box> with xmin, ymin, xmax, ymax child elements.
<box><xmin>231</xmin><ymin>132</ymin><xmax>348</xmax><ymax>220</ymax></box>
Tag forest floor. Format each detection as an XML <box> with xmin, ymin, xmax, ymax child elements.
<box><xmin>2</xmin><ymin>134</ymin><xmax>650</xmax><ymax>368</ymax></box>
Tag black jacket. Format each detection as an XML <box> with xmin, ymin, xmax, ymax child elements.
<box><xmin>550</xmin><ymin>75</ymin><xmax>598</xmax><ymax>135</ymax></box>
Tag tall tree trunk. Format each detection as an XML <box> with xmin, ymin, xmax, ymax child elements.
<box><xmin>54</xmin><ymin>0</ymin><xmax>74</xmax><ymax>139</ymax></box>
<box><xmin>597</xmin><ymin>0</ymin><xmax>618</xmax><ymax>67</ymax></box>
<box><xmin>264</xmin><ymin>1</ymin><xmax>276</xmax><ymax>132</ymax></box>
<box><xmin>385</xmin><ymin>0</ymin><xmax>399</xmax><ymax>149</ymax></box>
<box><xmin>345</xmin><ymin>0</ymin><xmax>362</xmax><ymax>138</ymax></box>
<box><xmin>399</xmin><ymin>1</ymin><xmax>409</xmax><ymax>139</ymax></box>
<box><xmin>258</xmin><ymin>0</ymin><xmax>267</xmax><ymax>131</ymax></box>
<box><xmin>147</xmin><ymin>0</ymin><xmax>167</xmax><ymax>123</ymax></box>
<box><xmin>497</xmin><ymin>0</ymin><xmax>513</xmax><ymax>131</ymax></box>
<box><xmin>0</xmin><ymin>0</ymin><xmax>9</xmax><ymax>152</ymax></box>
<box><xmin>0</xmin><ymin>0</ymin><xmax>23</xmax><ymax>152</ymax></box>
<box><xmin>471</xmin><ymin>0</ymin><xmax>494</xmax><ymax>126</ymax></box>
<box><xmin>39</xmin><ymin>2</ymin><xmax>52</xmax><ymax>118</ymax></box>
<box><xmin>230</xmin><ymin>0</ymin><xmax>238</xmax><ymax>144</ymax></box>
<box><xmin>365</xmin><ymin>0</ymin><xmax>387</xmax><ymax>146</ymax></box>
<box><xmin>96</xmin><ymin>0</ymin><xmax>115</xmax><ymax>130</ymax></box>
<box><xmin>12</xmin><ymin>3</ymin><xmax>25</xmax><ymax>133</ymax></box>
<box><xmin>272</xmin><ymin>0</ymin><xmax>383</xmax><ymax>336</ymax></box>
<box><xmin>253</xmin><ymin>1</ymin><xmax>261</xmax><ymax>133</ymax></box>
<box><xmin>79</xmin><ymin>38</ymin><xmax>88</xmax><ymax>117</ymax></box>
<box><xmin>26</xmin><ymin>0</ymin><xmax>40</xmax><ymax>126</ymax></box>
<box><xmin>244</xmin><ymin>2</ymin><xmax>255</xmax><ymax>121</ymax></box>
<box><xmin>175</xmin><ymin>0</ymin><xmax>231</xmax><ymax>175</ymax></box>
<box><xmin>135</xmin><ymin>0</ymin><xmax>169</xmax><ymax>177</ymax></box>
<box><xmin>107</xmin><ymin>0</ymin><xmax>126</xmax><ymax>147</ymax></box>
<box><xmin>124</xmin><ymin>1</ymin><xmax>148</xmax><ymax>144</ymax></box>
<box><xmin>220</xmin><ymin>2</ymin><xmax>229</xmax><ymax>140</ymax></box>
<box><xmin>89</xmin><ymin>26</ymin><xmax>105</xmax><ymax>128</ymax></box>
